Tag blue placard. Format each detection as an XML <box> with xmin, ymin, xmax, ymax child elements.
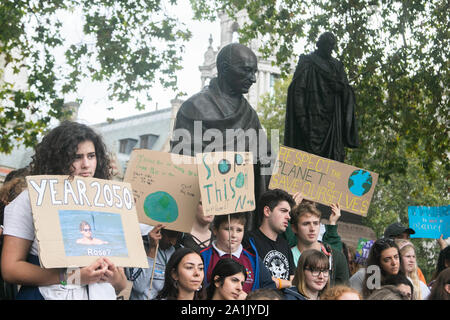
<box><xmin>408</xmin><ymin>206</ymin><xmax>450</xmax><ymax>239</ymax></box>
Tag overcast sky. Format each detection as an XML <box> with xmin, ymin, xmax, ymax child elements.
<box><xmin>72</xmin><ymin>2</ymin><xmax>221</xmax><ymax>125</ymax></box>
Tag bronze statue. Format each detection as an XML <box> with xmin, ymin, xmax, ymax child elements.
<box><xmin>170</xmin><ymin>43</ymin><xmax>273</xmax><ymax>230</ymax></box>
<box><xmin>284</xmin><ymin>32</ymin><xmax>359</xmax><ymax>162</ymax></box>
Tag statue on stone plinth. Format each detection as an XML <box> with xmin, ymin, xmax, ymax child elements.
<box><xmin>284</xmin><ymin>32</ymin><xmax>359</xmax><ymax>162</ymax></box>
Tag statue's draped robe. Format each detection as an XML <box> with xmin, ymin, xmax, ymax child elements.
<box><xmin>284</xmin><ymin>52</ymin><xmax>359</xmax><ymax>162</ymax></box>
<box><xmin>170</xmin><ymin>78</ymin><xmax>273</xmax><ymax>229</ymax></box>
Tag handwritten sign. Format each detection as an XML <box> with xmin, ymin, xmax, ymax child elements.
<box><xmin>124</xmin><ymin>149</ymin><xmax>200</xmax><ymax>233</ymax></box>
<box><xmin>269</xmin><ymin>145</ymin><xmax>378</xmax><ymax>216</ymax></box>
<box><xmin>408</xmin><ymin>206</ymin><xmax>449</xmax><ymax>239</ymax></box>
<box><xmin>26</xmin><ymin>175</ymin><xmax>148</xmax><ymax>268</ymax></box>
<box><xmin>196</xmin><ymin>152</ymin><xmax>255</xmax><ymax>216</ymax></box>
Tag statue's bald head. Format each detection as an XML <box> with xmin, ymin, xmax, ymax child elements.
<box><xmin>216</xmin><ymin>43</ymin><xmax>256</xmax><ymax>75</ymax></box>
<box><xmin>215</xmin><ymin>43</ymin><xmax>258</xmax><ymax>95</ymax></box>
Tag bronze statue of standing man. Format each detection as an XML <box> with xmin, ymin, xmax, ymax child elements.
<box><xmin>284</xmin><ymin>32</ymin><xmax>359</xmax><ymax>162</ymax></box>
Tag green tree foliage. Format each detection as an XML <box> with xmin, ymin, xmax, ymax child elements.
<box><xmin>256</xmin><ymin>75</ymin><xmax>291</xmax><ymax>144</ymax></box>
<box><xmin>0</xmin><ymin>0</ymin><xmax>191</xmax><ymax>153</ymax></box>
<box><xmin>196</xmin><ymin>0</ymin><xmax>449</xmax><ymax>279</ymax></box>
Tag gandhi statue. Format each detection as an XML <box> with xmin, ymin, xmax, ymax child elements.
<box><xmin>170</xmin><ymin>43</ymin><xmax>273</xmax><ymax>230</ymax></box>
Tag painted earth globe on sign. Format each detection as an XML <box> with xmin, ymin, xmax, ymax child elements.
<box><xmin>348</xmin><ymin>170</ymin><xmax>373</xmax><ymax>196</ymax></box>
<box><xmin>144</xmin><ymin>191</ymin><xmax>179</xmax><ymax>223</ymax></box>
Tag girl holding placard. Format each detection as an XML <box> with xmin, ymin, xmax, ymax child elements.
<box><xmin>1</xmin><ymin>121</ymin><xmax>127</xmax><ymax>299</ymax></box>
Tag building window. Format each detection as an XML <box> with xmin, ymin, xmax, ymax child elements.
<box><xmin>140</xmin><ymin>134</ymin><xmax>159</xmax><ymax>149</ymax></box>
<box><xmin>119</xmin><ymin>138</ymin><xmax>138</xmax><ymax>155</ymax></box>
<box><xmin>269</xmin><ymin>73</ymin><xmax>280</xmax><ymax>94</ymax></box>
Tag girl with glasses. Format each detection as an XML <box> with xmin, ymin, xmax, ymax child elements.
<box><xmin>283</xmin><ymin>249</ymin><xmax>330</xmax><ymax>300</ymax></box>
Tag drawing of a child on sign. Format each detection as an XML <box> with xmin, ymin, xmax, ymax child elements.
<box><xmin>76</xmin><ymin>221</ymin><xmax>108</xmax><ymax>245</ymax></box>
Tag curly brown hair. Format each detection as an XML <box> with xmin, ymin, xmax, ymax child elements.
<box><xmin>29</xmin><ymin>121</ymin><xmax>111</xmax><ymax>179</ymax></box>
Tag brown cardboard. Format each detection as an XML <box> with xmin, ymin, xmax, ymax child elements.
<box><xmin>196</xmin><ymin>152</ymin><xmax>255</xmax><ymax>216</ymax></box>
<box><xmin>123</xmin><ymin>149</ymin><xmax>200</xmax><ymax>233</ymax></box>
<box><xmin>26</xmin><ymin>175</ymin><xmax>149</xmax><ymax>268</ymax></box>
<box><xmin>269</xmin><ymin>145</ymin><xmax>378</xmax><ymax>216</ymax></box>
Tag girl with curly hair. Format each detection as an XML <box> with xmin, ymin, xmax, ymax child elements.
<box><xmin>1</xmin><ymin>121</ymin><xmax>126</xmax><ymax>300</ymax></box>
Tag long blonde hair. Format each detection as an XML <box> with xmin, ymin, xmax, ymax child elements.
<box><xmin>395</xmin><ymin>239</ymin><xmax>422</xmax><ymax>300</ymax></box>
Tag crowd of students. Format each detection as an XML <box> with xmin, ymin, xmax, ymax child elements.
<box><xmin>0</xmin><ymin>120</ymin><xmax>449</xmax><ymax>301</ymax></box>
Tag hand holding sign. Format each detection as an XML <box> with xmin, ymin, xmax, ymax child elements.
<box><xmin>408</xmin><ymin>206</ymin><xmax>449</xmax><ymax>239</ymax></box>
<box><xmin>329</xmin><ymin>203</ymin><xmax>341</xmax><ymax>225</ymax></box>
<box><xmin>26</xmin><ymin>175</ymin><xmax>148</xmax><ymax>269</ymax></box>
<box><xmin>80</xmin><ymin>258</ymin><xmax>109</xmax><ymax>285</ymax></box>
<box><xmin>269</xmin><ymin>145</ymin><xmax>378</xmax><ymax>216</ymax></box>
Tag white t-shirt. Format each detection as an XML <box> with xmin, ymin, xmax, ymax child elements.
<box><xmin>3</xmin><ymin>190</ymin><xmax>39</xmax><ymax>255</ymax></box>
<box><xmin>418</xmin><ymin>277</ymin><xmax>431</xmax><ymax>300</ymax></box>
<box><xmin>3</xmin><ymin>190</ymin><xmax>116</xmax><ymax>300</ymax></box>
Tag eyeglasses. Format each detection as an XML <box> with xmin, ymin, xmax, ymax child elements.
<box><xmin>83</xmin><ymin>228</ymin><xmax>91</xmax><ymax>232</ymax></box>
<box><xmin>304</xmin><ymin>268</ymin><xmax>329</xmax><ymax>277</ymax></box>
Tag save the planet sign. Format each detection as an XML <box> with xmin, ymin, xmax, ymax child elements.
<box><xmin>196</xmin><ymin>152</ymin><xmax>255</xmax><ymax>216</ymax></box>
<box><xmin>269</xmin><ymin>145</ymin><xmax>378</xmax><ymax>216</ymax></box>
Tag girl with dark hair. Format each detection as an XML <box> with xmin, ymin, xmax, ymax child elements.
<box><xmin>1</xmin><ymin>121</ymin><xmax>126</xmax><ymax>300</ymax></box>
<box><xmin>28</xmin><ymin>121</ymin><xmax>111</xmax><ymax>179</ymax></box>
<box><xmin>427</xmin><ymin>267</ymin><xmax>450</xmax><ymax>300</ymax></box>
<box><xmin>349</xmin><ymin>238</ymin><xmax>404</xmax><ymax>298</ymax></box>
<box><xmin>155</xmin><ymin>247</ymin><xmax>205</xmax><ymax>300</ymax></box>
<box><xmin>283</xmin><ymin>249</ymin><xmax>330</xmax><ymax>300</ymax></box>
<box><xmin>428</xmin><ymin>246</ymin><xmax>450</xmax><ymax>289</ymax></box>
<box><xmin>206</xmin><ymin>258</ymin><xmax>247</xmax><ymax>300</ymax></box>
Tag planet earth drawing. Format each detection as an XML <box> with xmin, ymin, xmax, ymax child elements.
<box><xmin>143</xmin><ymin>191</ymin><xmax>178</xmax><ymax>223</ymax></box>
<box><xmin>348</xmin><ymin>170</ymin><xmax>373</xmax><ymax>196</ymax></box>
<box><xmin>218</xmin><ymin>159</ymin><xmax>231</xmax><ymax>174</ymax></box>
<box><xmin>235</xmin><ymin>153</ymin><xmax>243</xmax><ymax>165</ymax></box>
<box><xmin>235</xmin><ymin>172</ymin><xmax>245</xmax><ymax>188</ymax></box>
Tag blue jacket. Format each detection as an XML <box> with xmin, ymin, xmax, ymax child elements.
<box><xmin>201</xmin><ymin>237</ymin><xmax>275</xmax><ymax>292</ymax></box>
<box><xmin>283</xmin><ymin>286</ymin><xmax>308</xmax><ymax>300</ymax></box>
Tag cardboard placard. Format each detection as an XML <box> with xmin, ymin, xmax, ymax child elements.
<box><xmin>196</xmin><ymin>152</ymin><xmax>255</xmax><ymax>216</ymax></box>
<box><xmin>409</xmin><ymin>205</ymin><xmax>450</xmax><ymax>239</ymax></box>
<box><xmin>355</xmin><ymin>238</ymin><xmax>374</xmax><ymax>265</ymax></box>
<box><xmin>269</xmin><ymin>145</ymin><xmax>378</xmax><ymax>216</ymax></box>
<box><xmin>26</xmin><ymin>175</ymin><xmax>149</xmax><ymax>269</ymax></box>
<box><xmin>124</xmin><ymin>149</ymin><xmax>200</xmax><ymax>233</ymax></box>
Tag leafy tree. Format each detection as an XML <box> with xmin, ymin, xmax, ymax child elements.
<box><xmin>201</xmin><ymin>0</ymin><xmax>450</xmax><ymax>280</ymax></box>
<box><xmin>192</xmin><ymin>0</ymin><xmax>448</xmax><ymax>178</ymax></box>
<box><xmin>256</xmin><ymin>75</ymin><xmax>291</xmax><ymax>144</ymax></box>
<box><xmin>0</xmin><ymin>0</ymin><xmax>191</xmax><ymax>153</ymax></box>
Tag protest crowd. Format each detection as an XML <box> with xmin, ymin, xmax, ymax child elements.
<box><xmin>0</xmin><ymin>121</ymin><xmax>448</xmax><ymax>301</ymax></box>
<box><xmin>0</xmin><ymin>37</ymin><xmax>448</xmax><ymax>302</ymax></box>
